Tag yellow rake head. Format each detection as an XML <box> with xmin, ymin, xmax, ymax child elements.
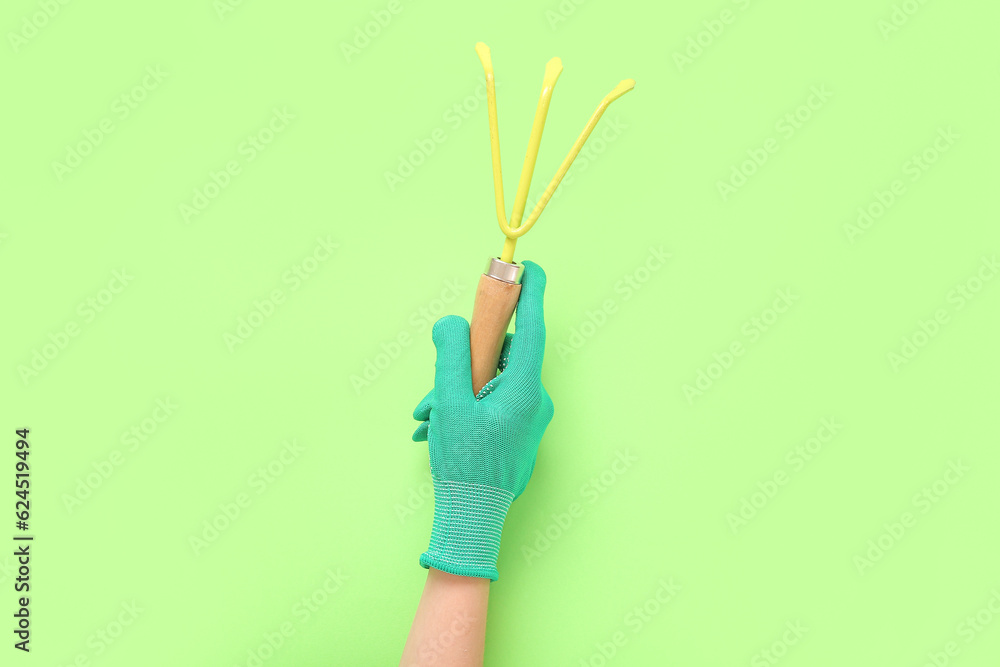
<box><xmin>474</xmin><ymin>42</ymin><xmax>635</xmax><ymax>263</ymax></box>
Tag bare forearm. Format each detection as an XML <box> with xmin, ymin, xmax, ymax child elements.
<box><xmin>400</xmin><ymin>567</ymin><xmax>490</xmax><ymax>666</ymax></box>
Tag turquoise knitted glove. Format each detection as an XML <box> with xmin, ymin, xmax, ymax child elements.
<box><xmin>411</xmin><ymin>260</ymin><xmax>554</xmax><ymax>581</ymax></box>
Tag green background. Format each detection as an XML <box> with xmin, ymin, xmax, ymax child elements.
<box><xmin>2</xmin><ymin>0</ymin><xmax>998</xmax><ymax>664</ymax></box>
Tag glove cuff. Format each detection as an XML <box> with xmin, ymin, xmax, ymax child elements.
<box><xmin>419</xmin><ymin>477</ymin><xmax>513</xmax><ymax>581</ymax></box>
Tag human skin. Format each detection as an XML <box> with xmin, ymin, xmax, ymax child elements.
<box><xmin>400</xmin><ymin>567</ymin><xmax>490</xmax><ymax>666</ymax></box>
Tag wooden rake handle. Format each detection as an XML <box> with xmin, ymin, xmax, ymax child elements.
<box><xmin>469</xmin><ymin>259</ymin><xmax>523</xmax><ymax>395</ymax></box>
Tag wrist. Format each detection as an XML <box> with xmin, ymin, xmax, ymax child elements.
<box><xmin>419</xmin><ymin>476</ymin><xmax>513</xmax><ymax>582</ymax></box>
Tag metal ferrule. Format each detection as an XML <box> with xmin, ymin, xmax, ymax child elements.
<box><xmin>483</xmin><ymin>257</ymin><xmax>524</xmax><ymax>284</ymax></box>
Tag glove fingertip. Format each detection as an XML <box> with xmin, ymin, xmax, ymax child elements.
<box><xmin>411</xmin><ymin>422</ymin><xmax>429</xmax><ymax>442</ymax></box>
<box><xmin>431</xmin><ymin>314</ymin><xmax>470</xmax><ymax>346</ymax></box>
<box><xmin>412</xmin><ymin>389</ymin><xmax>434</xmax><ymax>421</ymax></box>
